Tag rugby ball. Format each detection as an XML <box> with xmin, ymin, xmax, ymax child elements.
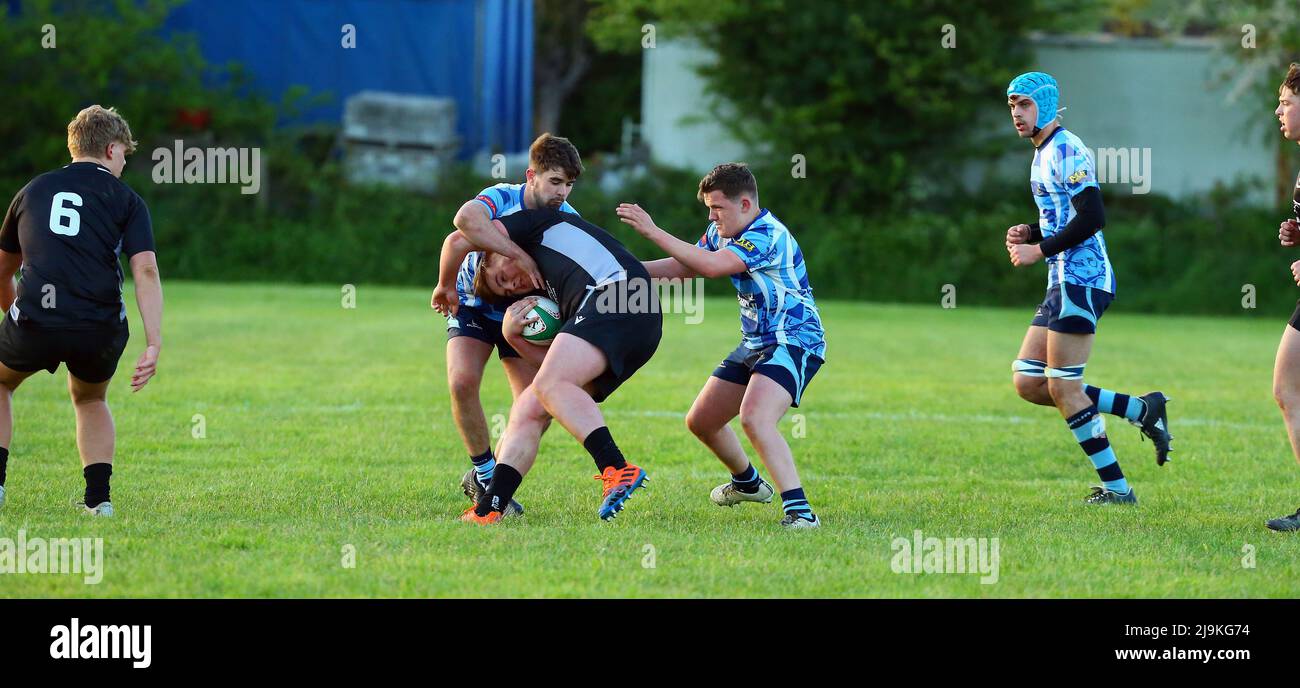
<box><xmin>522</xmin><ymin>297</ymin><xmax>563</xmax><ymax>345</ymax></box>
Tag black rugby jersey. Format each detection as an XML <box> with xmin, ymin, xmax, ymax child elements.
<box><xmin>497</xmin><ymin>209</ymin><xmax>647</xmax><ymax>319</ymax></box>
<box><xmin>0</xmin><ymin>162</ymin><xmax>154</xmax><ymax>328</ymax></box>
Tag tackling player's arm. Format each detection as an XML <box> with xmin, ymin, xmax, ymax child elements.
<box><xmin>615</xmin><ymin>203</ymin><xmax>744</xmax><ymax>278</ymax></box>
<box><xmin>452</xmin><ymin>200</ymin><xmax>543</xmax><ymax>288</ymax></box>
<box><xmin>499</xmin><ymin>296</ymin><xmax>548</xmax><ymax>368</ymax></box>
<box><xmin>641</xmin><ymin>257</ymin><xmax>698</xmax><ymax>280</ymax></box>
<box><xmin>431</xmin><ymin>230</ymin><xmax>476</xmax><ymax>316</ymax></box>
<box><xmin>128</xmin><ymin>251</ymin><xmax>162</xmax><ymax>392</ymax></box>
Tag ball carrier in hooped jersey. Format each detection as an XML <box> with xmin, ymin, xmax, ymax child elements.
<box><xmin>444</xmin><ymin>208</ymin><xmax>662</xmax><ymax>522</ymax></box>
<box><xmin>1002</xmin><ymin>72</ymin><xmax>1172</xmax><ymax>506</ymax></box>
<box><xmin>431</xmin><ymin>134</ymin><xmax>582</xmax><ymax>514</ymax></box>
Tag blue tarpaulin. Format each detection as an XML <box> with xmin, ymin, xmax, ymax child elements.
<box><xmin>161</xmin><ymin>0</ymin><xmax>534</xmax><ymax>156</ymax></box>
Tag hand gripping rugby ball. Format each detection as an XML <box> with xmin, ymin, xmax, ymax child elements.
<box><xmin>522</xmin><ymin>297</ymin><xmax>563</xmax><ymax>345</ymax></box>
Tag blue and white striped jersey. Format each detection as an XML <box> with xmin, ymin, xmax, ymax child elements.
<box><xmin>697</xmin><ymin>209</ymin><xmax>826</xmax><ymax>358</ymax></box>
<box><xmin>1030</xmin><ymin>128</ymin><xmax>1116</xmax><ymax>293</ymax></box>
<box><xmin>454</xmin><ymin>183</ymin><xmax>579</xmax><ymax>318</ymax></box>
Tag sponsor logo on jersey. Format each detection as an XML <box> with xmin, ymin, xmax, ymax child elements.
<box><xmin>732</xmin><ymin>238</ymin><xmax>757</xmax><ymax>253</ymax></box>
<box><xmin>1067</xmin><ymin>169</ymin><xmax>1090</xmax><ymax>184</ymax></box>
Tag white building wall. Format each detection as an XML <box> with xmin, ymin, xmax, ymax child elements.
<box><xmin>641</xmin><ymin>38</ymin><xmax>749</xmax><ymax>173</ymax></box>
<box><xmin>1026</xmin><ymin>36</ymin><xmax>1274</xmax><ymax>200</ymax></box>
<box><xmin>642</xmin><ymin>35</ymin><xmax>1278</xmax><ymax>199</ymax></box>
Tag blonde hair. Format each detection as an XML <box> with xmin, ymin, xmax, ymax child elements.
<box><xmin>67</xmin><ymin>105</ymin><xmax>138</xmax><ymax>158</ymax></box>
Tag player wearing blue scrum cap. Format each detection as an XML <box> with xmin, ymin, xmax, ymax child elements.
<box><xmin>1002</xmin><ymin>72</ymin><xmax>1172</xmax><ymax>506</ymax></box>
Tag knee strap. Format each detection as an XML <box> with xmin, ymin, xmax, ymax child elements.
<box><xmin>1013</xmin><ymin>358</ymin><xmax>1047</xmax><ymax>377</ymax></box>
<box><xmin>1045</xmin><ymin>363</ymin><xmax>1086</xmax><ymax>380</ymax></box>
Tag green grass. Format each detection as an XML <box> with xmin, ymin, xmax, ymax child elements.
<box><xmin>1</xmin><ymin>280</ymin><xmax>1298</xmax><ymax>598</ymax></box>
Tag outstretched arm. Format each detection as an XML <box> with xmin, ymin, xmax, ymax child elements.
<box><xmin>616</xmin><ymin>204</ymin><xmax>744</xmax><ymax>279</ymax></box>
<box><xmin>641</xmin><ymin>257</ymin><xmax>698</xmax><ymax>280</ymax></box>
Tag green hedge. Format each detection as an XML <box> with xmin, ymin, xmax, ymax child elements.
<box><xmin>9</xmin><ymin>0</ymin><xmax>1299</xmax><ymax>318</ymax></box>
<box><xmin>137</xmin><ymin>158</ymin><xmax>1300</xmax><ymax>318</ymax></box>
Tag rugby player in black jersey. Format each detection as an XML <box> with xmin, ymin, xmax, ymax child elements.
<box><xmin>0</xmin><ymin>106</ymin><xmax>163</xmax><ymax>516</ymax></box>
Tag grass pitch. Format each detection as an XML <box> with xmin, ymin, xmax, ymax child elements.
<box><xmin>1</xmin><ymin>281</ymin><xmax>1298</xmax><ymax>597</ymax></box>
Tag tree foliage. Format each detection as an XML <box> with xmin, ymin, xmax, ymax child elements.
<box><xmin>587</xmin><ymin>0</ymin><xmax>1070</xmax><ymax>212</ymax></box>
<box><xmin>0</xmin><ymin>0</ymin><xmax>286</xmax><ymax>190</ymax></box>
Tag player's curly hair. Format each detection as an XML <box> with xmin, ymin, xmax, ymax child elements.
<box><xmin>1282</xmin><ymin>63</ymin><xmax>1300</xmax><ymax>96</ymax></box>
<box><xmin>529</xmin><ymin>133</ymin><xmax>583</xmax><ymax>180</ymax></box>
<box><xmin>698</xmin><ymin>162</ymin><xmax>759</xmax><ymax>203</ymax></box>
<box><xmin>67</xmin><ymin>105</ymin><xmax>137</xmax><ymax>158</ymax></box>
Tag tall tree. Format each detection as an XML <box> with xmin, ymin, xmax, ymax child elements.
<box><xmin>534</xmin><ymin>0</ymin><xmax>594</xmax><ymax>136</ymax></box>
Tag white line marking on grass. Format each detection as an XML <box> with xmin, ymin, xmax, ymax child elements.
<box><xmin>604</xmin><ymin>409</ymin><xmax>1275</xmax><ymax>432</ymax></box>
<box><xmin>233</xmin><ymin>403</ymin><xmax>1278</xmax><ymax>433</ymax></box>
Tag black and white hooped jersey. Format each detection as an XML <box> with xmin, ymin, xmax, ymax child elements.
<box><xmin>496</xmin><ymin>209</ymin><xmax>645</xmax><ymax>319</ymax></box>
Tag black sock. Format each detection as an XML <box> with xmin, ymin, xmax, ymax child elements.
<box><xmin>475</xmin><ymin>464</ymin><xmax>522</xmax><ymax>516</ymax></box>
<box><xmin>583</xmin><ymin>426</ymin><xmax>626</xmax><ymax>473</ymax></box>
<box><xmin>84</xmin><ymin>463</ymin><xmax>112</xmax><ymax>508</ymax></box>
<box><xmin>731</xmin><ymin>464</ymin><xmax>762</xmax><ymax>493</ymax></box>
<box><xmin>0</xmin><ymin>446</ymin><xmax>8</xmax><ymax>487</ymax></box>
<box><xmin>470</xmin><ymin>448</ymin><xmax>495</xmax><ymax>467</ymax></box>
